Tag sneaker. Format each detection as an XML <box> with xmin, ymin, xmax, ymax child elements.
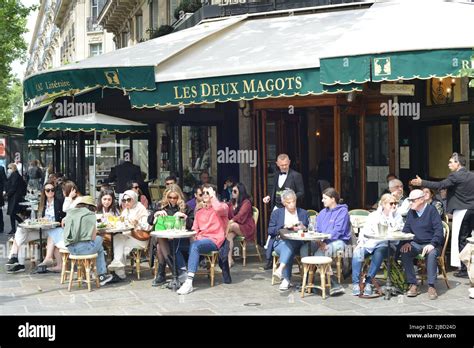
<box><xmin>108</xmin><ymin>273</ymin><xmax>122</xmax><ymax>284</ymax></box>
<box><xmin>99</xmin><ymin>274</ymin><xmax>114</xmax><ymax>286</ymax></box>
<box><xmin>178</xmin><ymin>271</ymin><xmax>188</xmax><ymax>284</ymax></box>
<box><xmin>428</xmin><ymin>286</ymin><xmax>438</xmax><ymax>300</ymax></box>
<box><xmin>6</xmin><ymin>264</ymin><xmax>25</xmax><ymax>274</ymax></box>
<box><xmin>279</xmin><ymin>278</ymin><xmax>291</xmax><ymax>291</ymax></box>
<box><xmin>107</xmin><ymin>260</ymin><xmax>125</xmax><ymax>271</ymax></box>
<box><xmin>330</xmin><ymin>285</ymin><xmax>345</xmax><ymax>296</ymax></box>
<box><xmin>6</xmin><ymin>257</ymin><xmax>19</xmax><ymax>266</ymax></box>
<box><xmin>352</xmin><ymin>283</ymin><xmax>360</xmax><ymax>296</ymax></box>
<box><xmin>363</xmin><ymin>283</ymin><xmax>373</xmax><ymax>296</ymax></box>
<box><xmin>469</xmin><ymin>288</ymin><xmax>474</xmax><ymax>299</ymax></box>
<box><xmin>177</xmin><ymin>279</ymin><xmax>193</xmax><ymax>295</ymax></box>
<box><xmin>407</xmin><ymin>284</ymin><xmax>419</xmax><ymax>297</ymax></box>
<box><xmin>273</xmin><ymin>268</ymin><xmax>283</xmax><ymax>281</ymax></box>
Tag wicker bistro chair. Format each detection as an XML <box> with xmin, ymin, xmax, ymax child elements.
<box><xmin>233</xmin><ymin>206</ymin><xmax>262</xmax><ymax>266</ymax></box>
<box><xmin>349</xmin><ymin>209</ymin><xmax>370</xmax><ymax>237</ymax></box>
<box><xmin>416</xmin><ymin>221</ymin><xmax>450</xmax><ymax>288</ymax></box>
<box><xmin>59</xmin><ymin>248</ymin><xmax>71</xmax><ymax>284</ymax></box>
<box><xmin>197</xmin><ymin>251</ymin><xmax>220</xmax><ymax>287</ymax></box>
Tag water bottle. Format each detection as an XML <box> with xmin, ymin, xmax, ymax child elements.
<box><xmin>308</xmin><ymin>222</ymin><xmax>314</xmax><ymax>233</ymax></box>
<box><xmin>30</xmin><ymin>208</ymin><xmax>36</xmax><ymax>221</ymax></box>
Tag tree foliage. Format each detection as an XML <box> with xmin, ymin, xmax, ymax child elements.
<box><xmin>0</xmin><ymin>0</ymin><xmax>35</xmax><ymax>126</ymax></box>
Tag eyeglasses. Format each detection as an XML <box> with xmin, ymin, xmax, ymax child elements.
<box><xmin>203</xmin><ymin>191</ymin><xmax>210</xmax><ymax>196</ymax></box>
<box><xmin>121</xmin><ymin>198</ymin><xmax>132</xmax><ymax>203</ymax></box>
<box><xmin>167</xmin><ymin>196</ymin><xmax>179</xmax><ymax>200</ymax></box>
<box><xmin>232</xmin><ymin>189</ymin><xmax>238</xmax><ymax>194</ymax></box>
<box><xmin>132</xmin><ymin>186</ymin><xmax>139</xmax><ymax>189</ymax></box>
<box><xmin>165</xmin><ymin>182</ymin><xmax>174</xmax><ymax>186</ymax></box>
<box><xmin>408</xmin><ymin>197</ymin><xmax>422</xmax><ymax>203</ymax></box>
<box><xmin>389</xmin><ymin>202</ymin><xmax>397</xmax><ymax>206</ymax></box>
<box><xmin>45</xmin><ymin>188</ymin><xmax>54</xmax><ymax>193</ymax></box>
<box><xmin>196</xmin><ymin>193</ymin><xmax>203</xmax><ymax>197</ymax></box>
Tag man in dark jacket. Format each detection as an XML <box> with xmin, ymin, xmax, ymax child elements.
<box><xmin>6</xmin><ymin>163</ymin><xmax>25</xmax><ymax>234</ymax></box>
<box><xmin>411</xmin><ymin>152</ymin><xmax>474</xmax><ymax>278</ymax></box>
<box><xmin>0</xmin><ymin>165</ymin><xmax>7</xmax><ymax>233</ymax></box>
<box><xmin>262</xmin><ymin>154</ymin><xmax>304</xmax><ymax>269</ymax></box>
<box><xmin>107</xmin><ymin>150</ymin><xmax>144</xmax><ymax>196</ymax></box>
<box><xmin>400</xmin><ymin>190</ymin><xmax>444</xmax><ymax>300</ymax></box>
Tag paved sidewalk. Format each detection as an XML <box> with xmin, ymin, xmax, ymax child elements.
<box><xmin>0</xmin><ymin>210</ymin><xmax>472</xmax><ymax>315</ymax></box>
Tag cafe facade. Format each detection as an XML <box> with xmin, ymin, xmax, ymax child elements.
<box><xmin>23</xmin><ymin>1</ymin><xmax>474</xmax><ymax>244</ymax></box>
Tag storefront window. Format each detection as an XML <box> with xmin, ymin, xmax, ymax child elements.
<box><xmin>181</xmin><ymin>125</ymin><xmax>217</xmax><ymax>192</ymax></box>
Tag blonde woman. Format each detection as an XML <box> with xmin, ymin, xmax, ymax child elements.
<box><xmin>148</xmin><ymin>184</ymin><xmax>194</xmax><ymax>286</ymax></box>
<box><xmin>108</xmin><ymin>190</ymin><xmax>151</xmax><ymax>281</ymax></box>
<box><xmin>351</xmin><ymin>193</ymin><xmax>404</xmax><ymax>296</ymax></box>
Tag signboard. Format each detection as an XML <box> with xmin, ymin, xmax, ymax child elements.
<box><xmin>380</xmin><ymin>83</ymin><xmax>415</xmax><ymax>96</ymax></box>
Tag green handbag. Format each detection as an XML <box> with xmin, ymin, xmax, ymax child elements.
<box><xmin>154</xmin><ymin>215</ymin><xmax>176</xmax><ymax>230</ymax></box>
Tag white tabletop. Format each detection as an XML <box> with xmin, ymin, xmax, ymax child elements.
<box><xmin>280</xmin><ymin>229</ymin><xmax>331</xmax><ymax>241</ymax></box>
<box><xmin>364</xmin><ymin>231</ymin><xmax>414</xmax><ymax>241</ymax></box>
<box><xmin>151</xmin><ymin>230</ymin><xmax>197</xmax><ymax>239</ymax></box>
<box><xmin>97</xmin><ymin>226</ymin><xmax>133</xmax><ymax>234</ymax></box>
<box><xmin>19</xmin><ymin>222</ymin><xmax>60</xmax><ymax>230</ymax></box>
<box><xmin>467</xmin><ymin>237</ymin><xmax>474</xmax><ymax>244</ymax></box>
<box><xmin>19</xmin><ymin>201</ymin><xmax>38</xmax><ymax>206</ymax></box>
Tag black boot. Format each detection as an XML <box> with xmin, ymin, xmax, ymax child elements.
<box><xmin>263</xmin><ymin>259</ymin><xmax>273</xmax><ymax>270</ymax></box>
<box><xmin>151</xmin><ymin>263</ymin><xmax>166</xmax><ymax>287</ymax></box>
<box><xmin>218</xmin><ymin>256</ymin><xmax>232</xmax><ymax>284</ymax></box>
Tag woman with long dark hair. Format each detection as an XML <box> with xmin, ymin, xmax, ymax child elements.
<box><xmin>97</xmin><ymin>189</ymin><xmax>120</xmax><ymax>217</ymax></box>
<box><xmin>226</xmin><ymin>183</ymin><xmax>255</xmax><ymax>267</ymax></box>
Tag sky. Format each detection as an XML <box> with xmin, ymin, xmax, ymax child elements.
<box><xmin>11</xmin><ymin>0</ymin><xmax>39</xmax><ymax>81</ymax></box>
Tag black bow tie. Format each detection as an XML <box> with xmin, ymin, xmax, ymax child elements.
<box><xmin>280</xmin><ymin>172</ymin><xmax>287</xmax><ymax>176</ymax></box>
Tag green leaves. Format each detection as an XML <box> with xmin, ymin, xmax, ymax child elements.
<box><xmin>0</xmin><ymin>0</ymin><xmax>35</xmax><ymax>126</ymax></box>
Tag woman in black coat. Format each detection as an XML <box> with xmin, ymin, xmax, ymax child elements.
<box><xmin>6</xmin><ymin>163</ymin><xmax>25</xmax><ymax>234</ymax></box>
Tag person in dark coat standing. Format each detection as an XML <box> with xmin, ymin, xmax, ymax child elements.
<box><xmin>411</xmin><ymin>152</ymin><xmax>474</xmax><ymax>278</ymax></box>
<box><xmin>6</xmin><ymin>163</ymin><xmax>25</xmax><ymax>234</ymax></box>
<box><xmin>262</xmin><ymin>153</ymin><xmax>304</xmax><ymax>270</ymax></box>
<box><xmin>0</xmin><ymin>164</ymin><xmax>7</xmax><ymax>233</ymax></box>
<box><xmin>107</xmin><ymin>150</ymin><xmax>144</xmax><ymax>197</ymax></box>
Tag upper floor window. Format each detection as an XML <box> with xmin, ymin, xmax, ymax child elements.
<box><xmin>89</xmin><ymin>43</ymin><xmax>103</xmax><ymax>57</ymax></box>
<box><xmin>135</xmin><ymin>14</ymin><xmax>143</xmax><ymax>41</ymax></box>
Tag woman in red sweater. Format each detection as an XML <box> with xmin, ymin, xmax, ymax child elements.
<box><xmin>177</xmin><ymin>184</ymin><xmax>228</xmax><ymax>295</ymax></box>
<box><xmin>226</xmin><ymin>183</ymin><xmax>255</xmax><ymax>267</ymax></box>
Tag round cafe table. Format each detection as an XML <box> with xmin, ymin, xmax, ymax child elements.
<box><xmin>279</xmin><ymin>229</ymin><xmax>331</xmax><ymax>254</ymax></box>
<box><xmin>18</xmin><ymin>222</ymin><xmax>60</xmax><ymax>263</ymax></box>
<box><xmin>364</xmin><ymin>231</ymin><xmax>414</xmax><ymax>300</ymax></box>
<box><xmin>97</xmin><ymin>226</ymin><xmax>132</xmax><ymax>260</ymax></box>
<box><xmin>150</xmin><ymin>230</ymin><xmax>196</xmax><ymax>291</ymax></box>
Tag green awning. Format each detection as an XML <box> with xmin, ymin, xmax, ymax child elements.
<box><xmin>38</xmin><ymin>112</ymin><xmax>149</xmax><ymax>134</ymax></box>
<box><xmin>23</xmin><ymin>66</ymin><xmax>156</xmax><ymax>102</ymax></box>
<box><xmin>24</xmin><ymin>105</ymin><xmax>50</xmax><ymax>141</ymax></box>
<box><xmin>129</xmin><ymin>68</ymin><xmax>361</xmax><ymax>108</ymax></box>
<box><xmin>320</xmin><ymin>49</ymin><xmax>474</xmax><ymax>86</ymax></box>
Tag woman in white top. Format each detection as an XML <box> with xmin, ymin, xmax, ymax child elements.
<box><xmin>107</xmin><ymin>190</ymin><xmax>151</xmax><ymax>280</ymax></box>
<box><xmin>351</xmin><ymin>193</ymin><xmax>404</xmax><ymax>296</ymax></box>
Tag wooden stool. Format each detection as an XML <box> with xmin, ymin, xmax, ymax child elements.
<box><xmin>68</xmin><ymin>254</ymin><xmax>100</xmax><ymax>292</ymax></box>
<box><xmin>59</xmin><ymin>249</ymin><xmax>71</xmax><ymax>284</ymax></box>
<box><xmin>301</xmin><ymin>256</ymin><xmax>333</xmax><ymax>299</ymax></box>
<box><xmin>130</xmin><ymin>247</ymin><xmax>152</xmax><ymax>280</ymax></box>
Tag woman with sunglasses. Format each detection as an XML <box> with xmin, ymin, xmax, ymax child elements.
<box><xmin>6</xmin><ymin>181</ymin><xmax>66</xmax><ymax>273</ymax></box>
<box><xmin>148</xmin><ymin>184</ymin><xmax>194</xmax><ymax>286</ymax></box>
<box><xmin>107</xmin><ymin>190</ymin><xmax>151</xmax><ymax>280</ymax></box>
<box><xmin>177</xmin><ymin>184</ymin><xmax>229</xmax><ymax>295</ymax></box>
<box><xmin>226</xmin><ymin>183</ymin><xmax>255</xmax><ymax>268</ymax></box>
<box><xmin>351</xmin><ymin>193</ymin><xmax>404</xmax><ymax>296</ymax></box>
<box><xmin>126</xmin><ymin>180</ymin><xmax>149</xmax><ymax>209</ymax></box>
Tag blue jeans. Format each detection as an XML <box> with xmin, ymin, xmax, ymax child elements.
<box><xmin>176</xmin><ymin>238</ymin><xmax>190</xmax><ymax>270</ymax></box>
<box><xmin>67</xmin><ymin>236</ymin><xmax>107</xmax><ymax>275</ymax></box>
<box><xmin>274</xmin><ymin>239</ymin><xmax>304</xmax><ymax>281</ymax></box>
<box><xmin>351</xmin><ymin>245</ymin><xmax>388</xmax><ymax>284</ymax></box>
<box><xmin>400</xmin><ymin>241</ymin><xmax>440</xmax><ymax>286</ymax></box>
<box><xmin>187</xmin><ymin>239</ymin><xmax>218</xmax><ymax>274</ymax></box>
